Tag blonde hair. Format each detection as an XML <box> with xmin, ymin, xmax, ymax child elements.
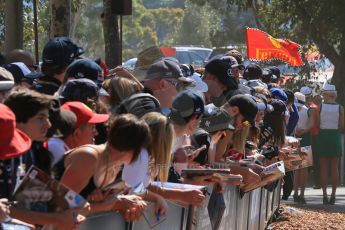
<box><xmin>142</xmin><ymin>112</ymin><xmax>175</xmax><ymax>182</ymax></box>
<box><xmin>108</xmin><ymin>76</ymin><xmax>142</xmax><ymax>107</ymax></box>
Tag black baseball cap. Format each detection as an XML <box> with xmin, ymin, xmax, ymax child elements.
<box><xmin>171</xmin><ymin>90</ymin><xmax>205</xmax><ymax>118</ymax></box>
<box><xmin>227</xmin><ymin>94</ymin><xmax>258</xmax><ymax>125</ymax></box>
<box><xmin>42</xmin><ymin>37</ymin><xmax>84</xmax><ymax>65</ymax></box>
<box><xmin>243</xmin><ymin>63</ymin><xmax>263</xmax><ymax>80</ymax></box>
<box><xmin>116</xmin><ymin>93</ymin><xmax>161</xmax><ymax>118</ymax></box>
<box><xmin>65</xmin><ymin>59</ymin><xmax>102</xmax><ymax>83</ymax></box>
<box><xmin>145</xmin><ymin>59</ymin><xmax>192</xmax><ymax>83</ymax></box>
<box><xmin>204</xmin><ymin>55</ymin><xmax>239</xmax><ymax>90</ymax></box>
<box><xmin>200</xmin><ymin>105</ymin><xmax>235</xmax><ymax>133</ymax></box>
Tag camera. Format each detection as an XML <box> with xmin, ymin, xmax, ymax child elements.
<box><xmin>260</xmin><ymin>146</ymin><xmax>279</xmax><ymax>160</ymax></box>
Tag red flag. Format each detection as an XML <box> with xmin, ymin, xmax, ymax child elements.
<box><xmin>246</xmin><ymin>28</ymin><xmax>304</xmax><ymax>66</ymax></box>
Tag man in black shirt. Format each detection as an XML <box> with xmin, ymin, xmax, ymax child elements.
<box><xmin>32</xmin><ymin>37</ymin><xmax>84</xmax><ymax>95</ymax></box>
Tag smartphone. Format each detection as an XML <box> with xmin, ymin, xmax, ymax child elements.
<box><xmin>143</xmin><ymin>202</ymin><xmax>167</xmax><ymax>229</ymax></box>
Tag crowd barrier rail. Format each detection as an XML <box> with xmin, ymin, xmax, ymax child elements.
<box><xmin>78</xmin><ymin>180</ymin><xmax>281</xmax><ymax>230</ymax></box>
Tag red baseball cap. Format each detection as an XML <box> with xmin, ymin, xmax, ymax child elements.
<box><xmin>61</xmin><ymin>101</ymin><xmax>109</xmax><ymax>127</ymax></box>
<box><xmin>0</xmin><ymin>103</ymin><xmax>32</xmax><ymax>160</ymax></box>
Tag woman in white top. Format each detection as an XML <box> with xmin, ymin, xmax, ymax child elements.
<box><xmin>314</xmin><ymin>83</ymin><xmax>344</xmax><ymax>204</ymax></box>
<box><xmin>293</xmin><ymin>92</ymin><xmax>312</xmax><ymax>204</ymax></box>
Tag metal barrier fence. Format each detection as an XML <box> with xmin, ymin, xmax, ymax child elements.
<box><xmin>78</xmin><ymin>180</ymin><xmax>282</xmax><ymax>230</ymax></box>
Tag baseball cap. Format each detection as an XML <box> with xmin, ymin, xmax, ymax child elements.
<box><xmin>4</xmin><ymin>62</ymin><xmax>40</xmax><ymax>84</ymax></box>
<box><xmin>300</xmin><ymin>86</ymin><xmax>312</xmax><ymax>96</ymax></box>
<box><xmin>294</xmin><ymin>92</ymin><xmax>306</xmax><ymax>107</ymax></box>
<box><xmin>116</xmin><ymin>93</ymin><xmax>161</xmax><ymax>118</ymax></box>
<box><xmin>267</xmin><ymin>66</ymin><xmax>281</xmax><ymax>78</ymax></box>
<box><xmin>226</xmin><ymin>49</ymin><xmax>244</xmax><ymax>64</ymax></box>
<box><xmin>59</xmin><ymin>78</ymin><xmax>100</xmax><ymax>103</ymax></box>
<box><xmin>145</xmin><ymin>59</ymin><xmax>192</xmax><ymax>83</ymax></box>
<box><xmin>243</xmin><ymin>63</ymin><xmax>263</xmax><ymax>80</ymax></box>
<box><xmin>270</xmin><ymin>88</ymin><xmax>288</xmax><ymax>102</ymax></box>
<box><xmin>227</xmin><ymin>94</ymin><xmax>258</xmax><ymax>124</ymax></box>
<box><xmin>42</xmin><ymin>37</ymin><xmax>84</xmax><ymax>65</ymax></box>
<box><xmin>66</xmin><ymin>59</ymin><xmax>102</xmax><ymax>83</ymax></box>
<box><xmin>171</xmin><ymin>90</ymin><xmax>205</xmax><ymax>118</ymax></box>
<box><xmin>0</xmin><ymin>103</ymin><xmax>32</xmax><ymax>160</ymax></box>
<box><xmin>200</xmin><ymin>105</ymin><xmax>235</xmax><ymax>133</ymax></box>
<box><xmin>204</xmin><ymin>55</ymin><xmax>239</xmax><ymax>90</ymax></box>
<box><xmin>61</xmin><ymin>101</ymin><xmax>109</xmax><ymax>127</ymax></box>
<box><xmin>0</xmin><ymin>67</ymin><xmax>15</xmax><ymax>91</ymax></box>
<box><xmin>268</xmin><ymin>99</ymin><xmax>287</xmax><ymax>116</ymax></box>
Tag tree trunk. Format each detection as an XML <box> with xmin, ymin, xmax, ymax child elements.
<box><xmin>49</xmin><ymin>0</ymin><xmax>71</xmax><ymax>38</ymax></box>
<box><xmin>103</xmin><ymin>0</ymin><xmax>121</xmax><ymax>68</ymax></box>
<box><xmin>331</xmin><ymin>58</ymin><xmax>345</xmax><ymax>107</ymax></box>
<box><xmin>4</xmin><ymin>0</ymin><xmax>23</xmax><ymax>54</ymax></box>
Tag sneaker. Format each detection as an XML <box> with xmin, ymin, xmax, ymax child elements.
<box><xmin>323</xmin><ymin>195</ymin><xmax>329</xmax><ymax>205</ymax></box>
<box><xmin>329</xmin><ymin>194</ymin><xmax>336</xmax><ymax>205</ymax></box>
<box><xmin>313</xmin><ymin>185</ymin><xmax>321</xmax><ymax>189</ymax></box>
<box><xmin>299</xmin><ymin>196</ymin><xmax>306</xmax><ymax>204</ymax></box>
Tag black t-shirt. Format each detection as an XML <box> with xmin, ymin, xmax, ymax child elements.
<box><xmin>0</xmin><ymin>158</ymin><xmax>20</xmax><ymax>199</ymax></box>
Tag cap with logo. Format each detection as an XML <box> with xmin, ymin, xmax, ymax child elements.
<box><xmin>61</xmin><ymin>101</ymin><xmax>109</xmax><ymax>128</ymax></box>
<box><xmin>200</xmin><ymin>105</ymin><xmax>235</xmax><ymax>133</ymax></box>
<box><xmin>145</xmin><ymin>59</ymin><xmax>192</xmax><ymax>83</ymax></box>
<box><xmin>0</xmin><ymin>67</ymin><xmax>15</xmax><ymax>91</ymax></box>
<box><xmin>65</xmin><ymin>59</ymin><xmax>103</xmax><ymax>84</ymax></box>
<box><xmin>171</xmin><ymin>90</ymin><xmax>205</xmax><ymax>118</ymax></box>
<box><xmin>0</xmin><ymin>103</ymin><xmax>32</xmax><ymax>160</ymax></box>
<box><xmin>4</xmin><ymin>62</ymin><xmax>40</xmax><ymax>84</ymax></box>
<box><xmin>42</xmin><ymin>37</ymin><xmax>84</xmax><ymax>65</ymax></box>
<box><xmin>204</xmin><ymin>55</ymin><xmax>239</xmax><ymax>90</ymax></box>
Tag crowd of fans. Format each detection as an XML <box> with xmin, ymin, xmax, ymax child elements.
<box><xmin>0</xmin><ymin>37</ymin><xmax>343</xmax><ymax>229</ymax></box>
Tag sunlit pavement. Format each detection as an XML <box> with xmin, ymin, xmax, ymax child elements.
<box><xmin>281</xmin><ymin>187</ymin><xmax>345</xmax><ymax>213</ymax></box>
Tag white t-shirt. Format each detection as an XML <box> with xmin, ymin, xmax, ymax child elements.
<box><xmin>122</xmin><ymin>148</ymin><xmax>150</xmax><ymax>191</ymax></box>
<box><xmin>48</xmin><ymin>137</ymin><xmax>70</xmax><ymax>167</ymax></box>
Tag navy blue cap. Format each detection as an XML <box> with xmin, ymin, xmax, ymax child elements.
<box><xmin>270</xmin><ymin>87</ymin><xmax>288</xmax><ymax>102</ymax></box>
<box><xmin>3</xmin><ymin>62</ymin><xmax>40</xmax><ymax>84</ymax></box>
<box><xmin>65</xmin><ymin>59</ymin><xmax>102</xmax><ymax>83</ymax></box>
<box><xmin>171</xmin><ymin>90</ymin><xmax>205</xmax><ymax>118</ymax></box>
<box><xmin>59</xmin><ymin>78</ymin><xmax>99</xmax><ymax>103</ymax></box>
<box><xmin>42</xmin><ymin>37</ymin><xmax>84</xmax><ymax>65</ymax></box>
<box><xmin>204</xmin><ymin>55</ymin><xmax>239</xmax><ymax>90</ymax></box>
